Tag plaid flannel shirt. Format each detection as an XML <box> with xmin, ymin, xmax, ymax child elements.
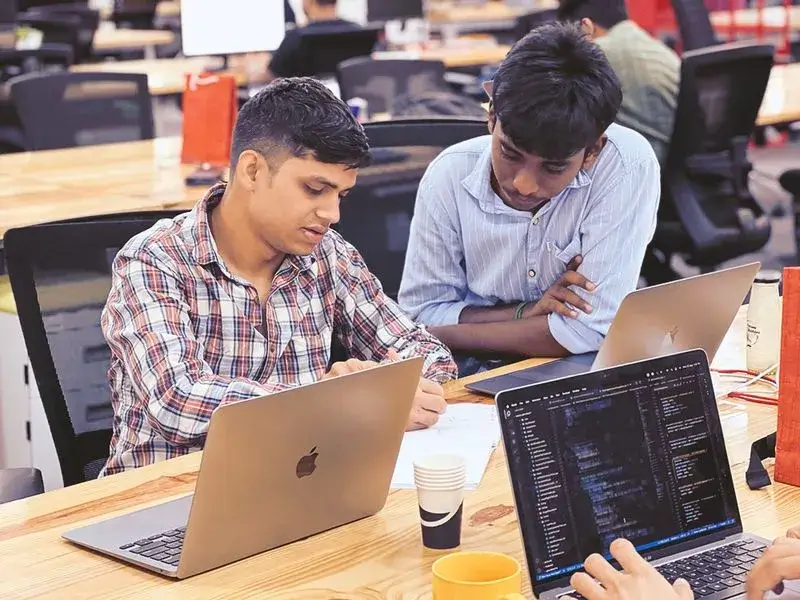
<box><xmin>100</xmin><ymin>184</ymin><xmax>457</xmax><ymax>476</ymax></box>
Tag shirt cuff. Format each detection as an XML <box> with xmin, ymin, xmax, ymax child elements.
<box><xmin>419</xmin><ymin>301</ymin><xmax>469</xmax><ymax>327</ymax></box>
<box><xmin>548</xmin><ymin>312</ymin><xmax>605</xmax><ymax>355</ymax></box>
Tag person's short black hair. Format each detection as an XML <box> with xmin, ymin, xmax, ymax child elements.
<box><xmin>557</xmin><ymin>0</ymin><xmax>628</xmax><ymax>29</ymax></box>
<box><xmin>490</xmin><ymin>21</ymin><xmax>622</xmax><ymax>160</ymax></box>
<box><xmin>229</xmin><ymin>77</ymin><xmax>370</xmax><ymax>171</ymax></box>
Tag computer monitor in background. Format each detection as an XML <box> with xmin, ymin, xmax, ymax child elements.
<box><xmin>0</xmin><ymin>0</ymin><xmax>18</xmax><ymax>25</ymax></box>
<box><xmin>181</xmin><ymin>0</ymin><xmax>285</xmax><ymax>62</ymax></box>
<box><xmin>367</xmin><ymin>0</ymin><xmax>423</xmax><ymax>22</ymax></box>
<box><xmin>19</xmin><ymin>0</ymin><xmax>87</xmax><ymax>10</ymax></box>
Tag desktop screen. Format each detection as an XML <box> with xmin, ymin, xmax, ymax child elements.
<box><xmin>497</xmin><ymin>351</ymin><xmax>741</xmax><ymax>587</ymax></box>
<box><xmin>181</xmin><ymin>0</ymin><xmax>285</xmax><ymax>57</ymax></box>
<box><xmin>367</xmin><ymin>0</ymin><xmax>423</xmax><ymax>22</ymax></box>
<box><xmin>0</xmin><ymin>0</ymin><xmax>17</xmax><ymax>25</ymax></box>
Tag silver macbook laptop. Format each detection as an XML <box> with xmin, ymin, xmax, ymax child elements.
<box><xmin>496</xmin><ymin>349</ymin><xmax>773</xmax><ymax>600</ymax></box>
<box><xmin>62</xmin><ymin>357</ymin><xmax>423</xmax><ymax>579</ymax></box>
<box><xmin>467</xmin><ymin>261</ymin><xmax>760</xmax><ymax>396</ymax></box>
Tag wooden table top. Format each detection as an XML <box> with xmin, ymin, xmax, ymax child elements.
<box><xmin>0</xmin><ymin>52</ymin><xmax>795</xmax><ymax>239</ymax></box>
<box><xmin>710</xmin><ymin>5</ymin><xmax>800</xmax><ymax>32</ymax></box>
<box><xmin>0</xmin><ymin>306</ymin><xmax>793</xmax><ymax>598</ymax></box>
<box><xmin>93</xmin><ymin>28</ymin><xmax>176</xmax><ymax>53</ymax></box>
<box><xmin>156</xmin><ymin>0</ymin><xmax>180</xmax><ymax>18</ymax></box>
<box><xmin>70</xmin><ymin>57</ymin><xmax>248</xmax><ymax>96</ymax></box>
<box><xmin>758</xmin><ymin>62</ymin><xmax>800</xmax><ymax>127</ymax></box>
<box><xmin>427</xmin><ymin>0</ymin><xmax>557</xmax><ymax>25</ymax></box>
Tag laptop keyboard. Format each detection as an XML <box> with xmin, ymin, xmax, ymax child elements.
<box><xmin>118</xmin><ymin>527</ymin><xmax>185</xmax><ymax>566</ymax></box>
<box><xmin>560</xmin><ymin>539</ymin><xmax>766</xmax><ymax>600</ymax></box>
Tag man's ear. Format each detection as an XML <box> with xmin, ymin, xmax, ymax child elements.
<box><xmin>487</xmin><ymin>107</ymin><xmax>496</xmax><ymax>134</ymax></box>
<box><xmin>581</xmin><ymin>135</ymin><xmax>608</xmax><ymax>170</ymax></box>
<box><xmin>236</xmin><ymin>150</ymin><xmax>262</xmax><ymax>191</ymax></box>
<box><xmin>580</xmin><ymin>17</ymin><xmax>596</xmax><ymax>37</ymax></box>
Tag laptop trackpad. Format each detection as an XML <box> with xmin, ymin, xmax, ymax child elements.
<box><xmin>516</xmin><ymin>352</ymin><xmax>596</xmax><ymax>383</ymax></box>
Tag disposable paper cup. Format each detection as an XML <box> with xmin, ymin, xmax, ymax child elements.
<box><xmin>414</xmin><ymin>475</ymin><xmax>467</xmax><ymax>489</ymax></box>
<box><xmin>414</xmin><ymin>454</ymin><xmax>466</xmax><ymax>550</ymax></box>
<box><xmin>413</xmin><ymin>454</ymin><xmax>466</xmax><ymax>473</ymax></box>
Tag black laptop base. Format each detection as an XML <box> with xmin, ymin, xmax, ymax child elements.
<box><xmin>465</xmin><ymin>352</ymin><xmax>598</xmax><ymax>396</ymax></box>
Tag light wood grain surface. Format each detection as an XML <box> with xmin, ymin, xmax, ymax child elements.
<box><xmin>427</xmin><ymin>0</ymin><xmax>557</xmax><ymax>25</ymax></box>
<box><xmin>0</xmin><ymin>306</ymin><xmax>794</xmax><ymax>598</ymax></box>
<box><xmin>758</xmin><ymin>62</ymin><xmax>800</xmax><ymax>127</ymax></box>
<box><xmin>93</xmin><ymin>28</ymin><xmax>176</xmax><ymax>53</ymax></box>
<box><xmin>71</xmin><ymin>57</ymin><xmax>248</xmax><ymax>96</ymax></box>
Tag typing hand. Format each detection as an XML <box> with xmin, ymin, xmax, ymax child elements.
<box><xmin>566</xmin><ymin>539</ymin><xmax>694</xmax><ymax>600</ymax></box>
<box><xmin>385</xmin><ymin>349</ymin><xmax>447</xmax><ymax>431</ymax></box>
<box><xmin>746</xmin><ymin>537</ymin><xmax>800</xmax><ymax>600</ymax></box>
<box><xmin>322</xmin><ymin>358</ymin><xmax>379</xmax><ymax>379</ymax></box>
<box><xmin>523</xmin><ymin>254</ymin><xmax>596</xmax><ymax>320</ymax></box>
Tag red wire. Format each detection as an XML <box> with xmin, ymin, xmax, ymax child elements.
<box><xmin>728</xmin><ymin>391</ymin><xmax>779</xmax><ymax>406</ymax></box>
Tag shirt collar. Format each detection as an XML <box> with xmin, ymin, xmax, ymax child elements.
<box><xmin>189</xmin><ymin>182</ymin><xmax>315</xmax><ymax>275</ymax></box>
<box><xmin>461</xmin><ymin>141</ymin><xmax>593</xmax><ymax>216</ymax></box>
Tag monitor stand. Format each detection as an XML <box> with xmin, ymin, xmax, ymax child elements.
<box><xmin>206</xmin><ymin>54</ymin><xmax>230</xmax><ymax>73</ymax></box>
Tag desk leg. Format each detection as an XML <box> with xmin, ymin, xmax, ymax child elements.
<box><xmin>144</xmin><ymin>45</ymin><xmax>156</xmax><ymax>60</ymax></box>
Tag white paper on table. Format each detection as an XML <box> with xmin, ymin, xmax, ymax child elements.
<box><xmin>390</xmin><ymin>403</ymin><xmax>502</xmax><ymax>490</ymax></box>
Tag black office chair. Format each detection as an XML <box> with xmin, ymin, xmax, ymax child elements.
<box><xmin>26</xmin><ymin>4</ymin><xmax>99</xmax><ymax>63</ymax></box>
<box><xmin>0</xmin><ymin>468</ymin><xmax>44</xmax><ymax>503</ymax></box>
<box><xmin>292</xmin><ymin>24</ymin><xmax>383</xmax><ymax>78</ymax></box>
<box><xmin>334</xmin><ymin>118</ymin><xmax>488</xmax><ymax>301</ymax></box>
<box><xmin>4</xmin><ymin>211</ymin><xmax>185</xmax><ymax>486</ymax></box>
<box><xmin>337</xmin><ymin>58</ymin><xmax>448</xmax><ymax>115</ymax></box>
<box><xmin>514</xmin><ymin>8</ymin><xmax>558</xmax><ymax>41</ymax></box>
<box><xmin>111</xmin><ymin>0</ymin><xmax>156</xmax><ymax>29</ymax></box>
<box><xmin>0</xmin><ymin>44</ymin><xmax>73</xmax><ymax>82</ymax></box>
<box><xmin>17</xmin><ymin>12</ymin><xmax>82</xmax><ymax>60</ymax></box>
<box><xmin>9</xmin><ymin>71</ymin><xmax>154</xmax><ymax>150</ymax></box>
<box><xmin>670</xmin><ymin>0</ymin><xmax>719</xmax><ymax>51</ymax></box>
<box><xmin>643</xmin><ymin>42</ymin><xmax>774</xmax><ymax>284</ymax></box>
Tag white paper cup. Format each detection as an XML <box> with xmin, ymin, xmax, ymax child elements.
<box><xmin>413</xmin><ymin>454</ymin><xmax>466</xmax><ymax>473</ymax></box>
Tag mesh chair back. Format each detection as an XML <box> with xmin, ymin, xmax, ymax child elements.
<box><xmin>4</xmin><ymin>211</ymin><xmax>184</xmax><ymax>486</ymax></box>
<box><xmin>337</xmin><ymin>57</ymin><xmax>447</xmax><ymax>114</ymax></box>
<box><xmin>334</xmin><ymin>119</ymin><xmax>488</xmax><ymax>300</ymax></box>
<box><xmin>293</xmin><ymin>24</ymin><xmax>382</xmax><ymax>77</ymax></box>
<box><xmin>10</xmin><ymin>71</ymin><xmax>154</xmax><ymax>150</ymax></box>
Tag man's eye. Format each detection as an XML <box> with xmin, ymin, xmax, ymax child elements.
<box><xmin>545</xmin><ymin>166</ymin><xmax>567</xmax><ymax>175</ymax></box>
<box><xmin>305</xmin><ymin>185</ymin><xmax>325</xmax><ymax>196</ymax></box>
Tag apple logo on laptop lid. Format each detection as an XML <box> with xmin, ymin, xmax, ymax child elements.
<box><xmin>296</xmin><ymin>447</ymin><xmax>319</xmax><ymax>479</ymax></box>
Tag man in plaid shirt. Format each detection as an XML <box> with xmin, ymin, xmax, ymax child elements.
<box><xmin>99</xmin><ymin>78</ymin><xmax>457</xmax><ymax>476</ymax></box>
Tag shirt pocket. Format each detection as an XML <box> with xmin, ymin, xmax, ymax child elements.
<box><xmin>547</xmin><ymin>236</ymin><xmax>582</xmax><ymax>266</ymax></box>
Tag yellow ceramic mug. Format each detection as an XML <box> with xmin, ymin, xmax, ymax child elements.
<box><xmin>432</xmin><ymin>551</ymin><xmax>526</xmax><ymax>600</ymax></box>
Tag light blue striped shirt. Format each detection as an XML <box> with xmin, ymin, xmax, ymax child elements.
<box><xmin>397</xmin><ymin>123</ymin><xmax>660</xmax><ymax>355</ymax></box>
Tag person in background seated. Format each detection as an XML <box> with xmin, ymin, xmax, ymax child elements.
<box><xmin>558</xmin><ymin>0</ymin><xmax>681</xmax><ymax>164</ymax></box>
<box><xmin>566</xmin><ymin>527</ymin><xmax>800</xmax><ymax>600</ymax></box>
<box><xmin>266</xmin><ymin>0</ymin><xmax>360</xmax><ymax>82</ymax></box>
<box><xmin>397</xmin><ymin>22</ymin><xmax>660</xmax><ymax>377</ymax></box>
<box><xmin>100</xmin><ymin>78</ymin><xmax>456</xmax><ymax>477</ymax></box>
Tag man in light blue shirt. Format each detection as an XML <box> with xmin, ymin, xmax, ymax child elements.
<box><xmin>398</xmin><ymin>22</ymin><xmax>660</xmax><ymax>375</ymax></box>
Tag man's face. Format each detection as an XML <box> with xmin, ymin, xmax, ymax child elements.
<box><xmin>238</xmin><ymin>151</ymin><xmax>358</xmax><ymax>257</ymax></box>
<box><xmin>488</xmin><ymin>118</ymin><xmax>598</xmax><ymax>213</ymax></box>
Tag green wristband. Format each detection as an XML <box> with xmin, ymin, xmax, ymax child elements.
<box><xmin>514</xmin><ymin>302</ymin><xmax>529</xmax><ymax>320</ymax></box>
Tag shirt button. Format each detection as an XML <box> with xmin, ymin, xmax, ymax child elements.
<box><xmin>528</xmin><ymin>269</ymin><xmax>536</xmax><ymax>278</ymax></box>
<box><xmin>532</xmin><ymin>216</ymin><xmax>540</xmax><ymax>225</ymax></box>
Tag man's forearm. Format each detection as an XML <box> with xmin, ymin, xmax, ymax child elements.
<box><xmin>458</xmin><ymin>303</ymin><xmax>521</xmax><ymax>324</ymax></box>
<box><xmin>428</xmin><ymin>316</ymin><xmax>569</xmax><ymax>358</ymax></box>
